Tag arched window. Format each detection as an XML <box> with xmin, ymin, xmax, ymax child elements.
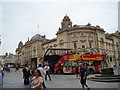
<box><xmin>54</xmin><ymin>44</ymin><xmax>57</xmax><ymax>47</ymax></box>
<box><xmin>33</xmin><ymin>47</ymin><xmax>36</xmax><ymax>52</ymax></box>
<box><xmin>81</xmin><ymin>41</ymin><xmax>86</xmax><ymax>48</ymax></box>
<box><xmin>59</xmin><ymin>40</ymin><xmax>64</xmax><ymax>48</ymax></box>
<box><xmin>73</xmin><ymin>42</ymin><xmax>77</xmax><ymax>49</ymax></box>
<box><xmin>82</xmin><ymin>45</ymin><xmax>85</xmax><ymax>48</ymax></box>
<box><xmin>59</xmin><ymin>40</ymin><xmax>64</xmax><ymax>45</ymax></box>
<box><xmin>89</xmin><ymin>41</ymin><xmax>92</xmax><ymax>48</ymax></box>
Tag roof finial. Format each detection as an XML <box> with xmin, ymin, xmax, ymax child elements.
<box><xmin>37</xmin><ymin>24</ymin><xmax>40</xmax><ymax>34</ymax></box>
<box><xmin>37</xmin><ymin>24</ymin><xmax>39</xmax><ymax>29</ymax></box>
<box><xmin>28</xmin><ymin>37</ymin><xmax>29</xmax><ymax>41</ymax></box>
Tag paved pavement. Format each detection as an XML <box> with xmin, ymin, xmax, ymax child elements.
<box><xmin>3</xmin><ymin>68</ymin><xmax>120</xmax><ymax>88</ymax></box>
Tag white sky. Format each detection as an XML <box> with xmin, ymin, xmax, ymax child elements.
<box><xmin>0</xmin><ymin>0</ymin><xmax>119</xmax><ymax>55</ymax></box>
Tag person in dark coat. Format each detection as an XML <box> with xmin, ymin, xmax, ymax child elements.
<box><xmin>80</xmin><ymin>63</ymin><xmax>89</xmax><ymax>88</ymax></box>
<box><xmin>22</xmin><ymin>64</ymin><xmax>30</xmax><ymax>85</ymax></box>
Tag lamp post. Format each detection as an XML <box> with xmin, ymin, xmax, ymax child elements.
<box><xmin>118</xmin><ymin>1</ymin><xmax>120</xmax><ymax>67</ymax></box>
<box><xmin>118</xmin><ymin>32</ymin><xmax>120</xmax><ymax>67</ymax></box>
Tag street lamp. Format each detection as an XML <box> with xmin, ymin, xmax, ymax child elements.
<box><xmin>118</xmin><ymin>1</ymin><xmax>120</xmax><ymax>66</ymax></box>
<box><xmin>118</xmin><ymin>32</ymin><xmax>120</xmax><ymax>66</ymax></box>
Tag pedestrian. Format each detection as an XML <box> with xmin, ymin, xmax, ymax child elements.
<box><xmin>8</xmin><ymin>64</ymin><xmax>11</xmax><ymax>72</ymax></box>
<box><xmin>29</xmin><ymin>65</ymin><xmax>35</xmax><ymax>88</ymax></box>
<box><xmin>0</xmin><ymin>65</ymin><xmax>4</xmax><ymax>77</ymax></box>
<box><xmin>75</xmin><ymin>64</ymin><xmax>79</xmax><ymax>79</ymax></box>
<box><xmin>37</xmin><ymin>64</ymin><xmax>47</xmax><ymax>89</ymax></box>
<box><xmin>22</xmin><ymin>64</ymin><xmax>30</xmax><ymax>86</ymax></box>
<box><xmin>5</xmin><ymin>64</ymin><xmax>8</xmax><ymax>72</ymax></box>
<box><xmin>44</xmin><ymin>63</ymin><xmax>51</xmax><ymax>81</ymax></box>
<box><xmin>0</xmin><ymin>69</ymin><xmax>3</xmax><ymax>90</ymax></box>
<box><xmin>15</xmin><ymin>64</ymin><xmax>19</xmax><ymax>72</ymax></box>
<box><xmin>3</xmin><ymin>65</ymin><xmax>5</xmax><ymax>71</ymax></box>
<box><xmin>80</xmin><ymin>63</ymin><xmax>89</xmax><ymax>89</ymax></box>
<box><xmin>31</xmin><ymin>70</ymin><xmax>43</xmax><ymax>89</ymax></box>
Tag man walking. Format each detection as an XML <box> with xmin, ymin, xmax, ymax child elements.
<box><xmin>22</xmin><ymin>64</ymin><xmax>30</xmax><ymax>86</ymax></box>
<box><xmin>44</xmin><ymin>63</ymin><xmax>51</xmax><ymax>81</ymax></box>
<box><xmin>15</xmin><ymin>64</ymin><xmax>19</xmax><ymax>72</ymax></box>
<box><xmin>80</xmin><ymin>63</ymin><xmax>89</xmax><ymax>89</ymax></box>
<box><xmin>37</xmin><ymin>64</ymin><xmax>47</xmax><ymax>89</ymax></box>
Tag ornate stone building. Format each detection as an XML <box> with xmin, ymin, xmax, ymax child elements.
<box><xmin>16</xmin><ymin>15</ymin><xmax>120</xmax><ymax>67</ymax></box>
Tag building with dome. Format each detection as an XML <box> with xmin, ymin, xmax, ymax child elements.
<box><xmin>15</xmin><ymin>15</ymin><xmax>120</xmax><ymax>67</ymax></box>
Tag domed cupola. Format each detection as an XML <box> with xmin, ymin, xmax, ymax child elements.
<box><xmin>61</xmin><ymin>14</ymin><xmax>72</xmax><ymax>29</ymax></box>
<box><xmin>63</xmin><ymin>15</ymin><xmax>70</xmax><ymax>21</ymax></box>
<box><xmin>30</xmin><ymin>34</ymin><xmax>46</xmax><ymax>41</ymax></box>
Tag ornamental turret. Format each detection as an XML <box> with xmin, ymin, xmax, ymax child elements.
<box><xmin>61</xmin><ymin>15</ymin><xmax>72</xmax><ymax>29</ymax></box>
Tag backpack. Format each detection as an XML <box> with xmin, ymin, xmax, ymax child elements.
<box><xmin>83</xmin><ymin>67</ymin><xmax>89</xmax><ymax>76</ymax></box>
<box><xmin>86</xmin><ymin>68</ymin><xmax>89</xmax><ymax>76</ymax></box>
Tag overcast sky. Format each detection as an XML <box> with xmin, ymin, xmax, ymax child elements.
<box><xmin>0</xmin><ymin>0</ymin><xmax>119</xmax><ymax>55</ymax></box>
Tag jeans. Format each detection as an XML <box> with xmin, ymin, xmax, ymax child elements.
<box><xmin>45</xmin><ymin>71</ymin><xmax>51</xmax><ymax>81</ymax></box>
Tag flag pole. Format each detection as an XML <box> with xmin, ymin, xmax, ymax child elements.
<box><xmin>37</xmin><ymin>25</ymin><xmax>39</xmax><ymax>34</ymax></box>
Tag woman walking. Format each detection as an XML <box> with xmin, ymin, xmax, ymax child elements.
<box><xmin>31</xmin><ymin>70</ymin><xmax>43</xmax><ymax>89</ymax></box>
